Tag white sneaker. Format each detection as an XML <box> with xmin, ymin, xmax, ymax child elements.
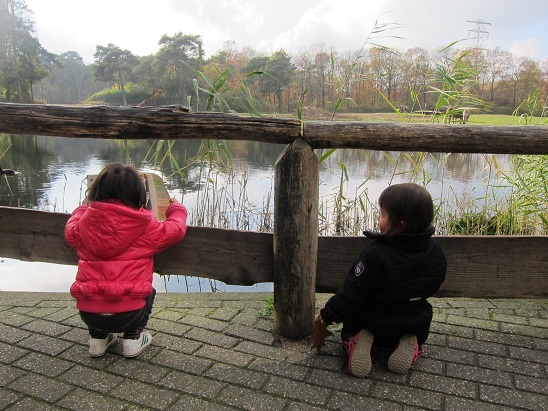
<box><xmin>89</xmin><ymin>333</ymin><xmax>118</xmax><ymax>357</ymax></box>
<box><xmin>123</xmin><ymin>331</ymin><xmax>152</xmax><ymax>358</ymax></box>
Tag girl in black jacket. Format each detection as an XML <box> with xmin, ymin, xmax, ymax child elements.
<box><xmin>318</xmin><ymin>183</ymin><xmax>447</xmax><ymax>377</ymax></box>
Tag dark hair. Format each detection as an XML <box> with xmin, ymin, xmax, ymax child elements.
<box><xmin>86</xmin><ymin>163</ymin><xmax>147</xmax><ymax>209</ymax></box>
<box><xmin>378</xmin><ymin>183</ymin><xmax>434</xmax><ymax>235</ymax></box>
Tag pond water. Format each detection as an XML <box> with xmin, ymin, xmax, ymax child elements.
<box><xmin>0</xmin><ymin>134</ymin><xmax>513</xmax><ymax>292</ymax></box>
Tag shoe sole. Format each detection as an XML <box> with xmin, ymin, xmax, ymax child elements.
<box><xmin>388</xmin><ymin>334</ymin><xmax>416</xmax><ymax>374</ymax></box>
<box><xmin>123</xmin><ymin>334</ymin><xmax>152</xmax><ymax>358</ymax></box>
<box><xmin>349</xmin><ymin>330</ymin><xmax>374</xmax><ymax>377</ymax></box>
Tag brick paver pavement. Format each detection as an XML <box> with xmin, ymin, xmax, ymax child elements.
<box><xmin>1</xmin><ymin>292</ymin><xmax>546</xmax><ymax>410</ymax></box>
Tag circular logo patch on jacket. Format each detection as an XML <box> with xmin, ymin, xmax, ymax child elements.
<box><xmin>355</xmin><ymin>261</ymin><xmax>365</xmax><ymax>276</ymax></box>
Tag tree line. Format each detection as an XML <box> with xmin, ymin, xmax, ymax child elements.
<box><xmin>2</xmin><ymin>0</ymin><xmax>547</xmax><ymax>116</ymax></box>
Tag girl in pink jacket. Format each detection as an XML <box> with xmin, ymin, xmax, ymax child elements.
<box><xmin>65</xmin><ymin>163</ymin><xmax>188</xmax><ymax>358</ymax></box>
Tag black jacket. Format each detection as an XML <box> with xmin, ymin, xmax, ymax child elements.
<box><xmin>320</xmin><ymin>226</ymin><xmax>447</xmax><ymax>347</ymax></box>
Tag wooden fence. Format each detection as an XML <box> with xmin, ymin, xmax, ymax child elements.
<box><xmin>1</xmin><ymin>103</ymin><xmax>547</xmax><ymax>338</ymax></box>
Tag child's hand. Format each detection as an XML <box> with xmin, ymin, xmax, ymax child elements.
<box><xmin>309</xmin><ymin>317</ymin><xmax>333</xmax><ymax>351</ymax></box>
<box><xmin>316</xmin><ymin>312</ymin><xmax>324</xmax><ymax>323</ymax></box>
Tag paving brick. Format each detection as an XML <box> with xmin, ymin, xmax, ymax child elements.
<box><xmin>231</xmin><ymin>308</ymin><xmax>260</xmax><ymax>326</ymax></box>
<box><xmin>285</xmin><ymin>402</ymin><xmax>326</xmax><ymax>411</ymax></box>
<box><xmin>445</xmin><ymin>396</ymin><xmax>517</xmax><ymax>411</ymax></box>
<box><xmin>58</xmin><ymin>364</ymin><xmax>124</xmax><ymax>393</ymax></box>
<box><xmin>0</xmin><ymin>341</ymin><xmax>29</xmax><ymax>364</ymax></box>
<box><xmin>217</xmin><ymin>384</ymin><xmax>288</xmax><ymax>411</ymax></box>
<box><xmin>110</xmin><ymin>379</ymin><xmax>179</xmax><ymax>410</ymax></box>
<box><xmin>479</xmin><ymin>384</ymin><xmax>547</xmax><ymax>411</ymax></box>
<box><xmin>0</xmin><ymin>311</ymin><xmax>35</xmax><ymax>327</ymax></box>
<box><xmin>16</xmin><ymin>333</ymin><xmax>73</xmax><ymax>356</ymax></box>
<box><xmin>56</xmin><ymin>387</ymin><xmax>127</xmax><ymax>411</ymax></box>
<box><xmin>499</xmin><ymin>322</ymin><xmax>547</xmax><ymax>338</ymax></box>
<box><xmin>514</xmin><ymin>373</ymin><xmax>548</xmax><ymax>395</ymax></box>
<box><xmin>153</xmin><ymin>333</ymin><xmax>202</xmax><ymax>354</ymax></box>
<box><xmin>0</xmin><ymin>362</ymin><xmax>26</xmax><ymax>385</ymax></box>
<box><xmin>147</xmin><ymin>318</ymin><xmax>192</xmax><ymax>336</ymax></box>
<box><xmin>410</xmin><ymin>372</ymin><xmax>478</xmax><ymax>399</ymax></box>
<box><xmin>167</xmin><ymin>394</ymin><xmax>237</xmax><ymax>411</ymax></box>
<box><xmin>4</xmin><ymin>396</ymin><xmax>58</xmax><ymax>411</ymax></box>
<box><xmin>491</xmin><ymin>312</ymin><xmax>531</xmax><ymax>325</ymax></box>
<box><xmin>151</xmin><ymin>349</ymin><xmax>213</xmax><ymax>375</ymax></box>
<box><xmin>205</xmin><ymin>362</ymin><xmax>269</xmax><ymax>389</ymax></box>
<box><xmin>225</xmin><ymin>323</ymin><xmax>277</xmax><ymax>345</ymax></box>
<box><xmin>195</xmin><ymin>343</ymin><xmax>254</xmax><ymax>367</ymax></box>
<box><xmin>474</xmin><ymin>328</ymin><xmax>535</xmax><ymax>348</ymax></box>
<box><xmin>233</xmin><ymin>340</ymin><xmax>289</xmax><ymax>361</ymax></box>
<box><xmin>13</xmin><ymin>351</ymin><xmax>73</xmax><ymax>377</ymax></box>
<box><xmin>448</xmin><ymin>335</ymin><xmax>507</xmax><ymax>356</ymax></box>
<box><xmin>508</xmin><ymin>345</ymin><xmax>547</xmax><ymax>364</ymax></box>
<box><xmin>328</xmin><ymin>390</ymin><xmax>404</xmax><ymax>411</ymax></box>
<box><xmin>43</xmin><ymin>307</ymin><xmax>78</xmax><ymax>322</ymax></box>
<box><xmin>0</xmin><ymin>322</ymin><xmax>32</xmax><ymax>344</ymax></box>
<box><xmin>181</xmin><ymin>314</ymin><xmax>228</xmax><ymax>332</ymax></box>
<box><xmin>374</xmin><ymin>380</ymin><xmax>444</xmax><ymax>410</ymax></box>
<box><xmin>0</xmin><ymin>296</ymin><xmax>39</xmax><ymax>307</ymax></box>
<box><xmin>106</xmin><ymin>356</ymin><xmax>170</xmax><ymax>383</ymax></box>
<box><xmin>0</xmin><ymin>387</ymin><xmax>20</xmax><ymax>409</ymax></box>
<box><xmin>159</xmin><ymin>370</ymin><xmax>226</xmax><ymax>399</ymax></box>
<box><xmin>446</xmin><ymin>362</ymin><xmax>513</xmax><ymax>388</ymax></box>
<box><xmin>185</xmin><ymin>327</ymin><xmax>240</xmax><ymax>349</ymax></box>
<box><xmin>306</xmin><ymin>370</ymin><xmax>374</xmax><ymax>394</ymax></box>
<box><xmin>209</xmin><ymin>307</ymin><xmax>241</xmax><ymax>322</ymax></box>
<box><xmin>59</xmin><ymin>327</ymin><xmax>89</xmax><ymax>345</ymax></box>
<box><xmin>249</xmin><ymin>357</ymin><xmax>309</xmax><ymax>381</ymax></box>
<box><xmin>58</xmin><ymin>344</ymin><xmax>119</xmax><ymax>370</ymax></box>
<box><xmin>153</xmin><ymin>308</ymin><xmax>186</xmax><ymax>322</ymax></box>
<box><xmin>446</xmin><ymin>314</ymin><xmax>500</xmax><ymax>331</ymax></box>
<box><xmin>478</xmin><ymin>353</ymin><xmax>545</xmax><ymax>377</ymax></box>
<box><xmin>410</xmin><ymin>354</ymin><xmax>445</xmax><ymax>375</ymax></box>
<box><xmin>533</xmin><ymin>335</ymin><xmax>548</xmax><ymax>351</ymax></box>
<box><xmin>429</xmin><ymin>322</ymin><xmax>475</xmax><ymax>338</ymax></box>
<box><xmin>423</xmin><ymin>345</ymin><xmax>477</xmax><ymax>366</ymax></box>
<box><xmin>21</xmin><ymin>318</ymin><xmax>73</xmax><ymax>337</ymax></box>
<box><xmin>7</xmin><ymin>373</ymin><xmax>73</xmax><ymax>402</ymax></box>
<box><xmin>263</xmin><ymin>375</ymin><xmax>331</xmax><ymax>405</ymax></box>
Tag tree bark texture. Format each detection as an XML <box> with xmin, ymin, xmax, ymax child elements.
<box><xmin>1</xmin><ymin>103</ymin><xmax>548</xmax><ymax>153</ymax></box>
<box><xmin>273</xmin><ymin>138</ymin><xmax>319</xmax><ymax>338</ymax></box>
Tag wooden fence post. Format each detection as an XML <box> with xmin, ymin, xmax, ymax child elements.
<box><xmin>273</xmin><ymin>137</ymin><xmax>319</xmax><ymax>338</ymax></box>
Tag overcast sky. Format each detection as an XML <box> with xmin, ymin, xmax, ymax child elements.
<box><xmin>25</xmin><ymin>0</ymin><xmax>548</xmax><ymax>64</ymax></box>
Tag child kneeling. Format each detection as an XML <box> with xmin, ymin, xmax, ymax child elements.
<box><xmin>318</xmin><ymin>183</ymin><xmax>446</xmax><ymax>376</ymax></box>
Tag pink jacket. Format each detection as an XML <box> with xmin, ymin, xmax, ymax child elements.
<box><xmin>65</xmin><ymin>200</ymin><xmax>187</xmax><ymax>313</ymax></box>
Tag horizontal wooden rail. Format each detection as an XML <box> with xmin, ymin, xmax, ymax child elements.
<box><xmin>1</xmin><ymin>103</ymin><xmax>548</xmax><ymax>153</ymax></box>
<box><xmin>1</xmin><ymin>207</ymin><xmax>546</xmax><ymax>298</ymax></box>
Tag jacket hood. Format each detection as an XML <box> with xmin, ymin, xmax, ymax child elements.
<box><xmin>79</xmin><ymin>201</ymin><xmax>152</xmax><ymax>258</ymax></box>
<box><xmin>363</xmin><ymin>225</ymin><xmax>435</xmax><ymax>249</ymax></box>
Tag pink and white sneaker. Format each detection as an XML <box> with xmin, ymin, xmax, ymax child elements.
<box><xmin>387</xmin><ymin>334</ymin><xmax>421</xmax><ymax>374</ymax></box>
<box><xmin>344</xmin><ymin>329</ymin><xmax>374</xmax><ymax>377</ymax></box>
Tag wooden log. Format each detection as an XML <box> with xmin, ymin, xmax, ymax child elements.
<box><xmin>0</xmin><ymin>207</ymin><xmax>546</xmax><ymax>298</ymax></box>
<box><xmin>316</xmin><ymin>235</ymin><xmax>548</xmax><ymax>298</ymax></box>
<box><xmin>304</xmin><ymin>121</ymin><xmax>548</xmax><ymax>153</ymax></box>
<box><xmin>1</xmin><ymin>103</ymin><xmax>548</xmax><ymax>154</ymax></box>
<box><xmin>0</xmin><ymin>103</ymin><xmax>300</xmax><ymax>144</ymax></box>
<box><xmin>0</xmin><ymin>207</ymin><xmax>273</xmax><ymax>286</ymax></box>
<box><xmin>273</xmin><ymin>138</ymin><xmax>319</xmax><ymax>338</ymax></box>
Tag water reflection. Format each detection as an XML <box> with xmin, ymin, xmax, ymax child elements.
<box><xmin>0</xmin><ymin>134</ymin><xmax>513</xmax><ymax>292</ymax></box>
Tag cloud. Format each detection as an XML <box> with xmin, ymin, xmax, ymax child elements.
<box><xmin>509</xmin><ymin>38</ymin><xmax>543</xmax><ymax>59</ymax></box>
<box><xmin>25</xmin><ymin>0</ymin><xmax>548</xmax><ymax>63</ymax></box>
